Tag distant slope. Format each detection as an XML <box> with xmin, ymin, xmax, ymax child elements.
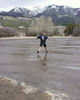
<box><xmin>0</xmin><ymin>5</ymin><xmax>80</xmax><ymax>25</ymax></box>
<box><xmin>0</xmin><ymin>7</ymin><xmax>33</xmax><ymax>17</ymax></box>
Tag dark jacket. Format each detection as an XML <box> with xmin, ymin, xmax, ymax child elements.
<box><xmin>37</xmin><ymin>35</ymin><xmax>48</xmax><ymax>44</ymax></box>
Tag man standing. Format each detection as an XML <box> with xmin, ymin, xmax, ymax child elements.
<box><xmin>37</xmin><ymin>33</ymin><xmax>48</xmax><ymax>53</ymax></box>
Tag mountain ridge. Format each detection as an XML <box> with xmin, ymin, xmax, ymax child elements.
<box><xmin>0</xmin><ymin>4</ymin><xmax>80</xmax><ymax>25</ymax></box>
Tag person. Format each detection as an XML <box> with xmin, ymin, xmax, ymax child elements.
<box><xmin>37</xmin><ymin>33</ymin><xmax>48</xmax><ymax>53</ymax></box>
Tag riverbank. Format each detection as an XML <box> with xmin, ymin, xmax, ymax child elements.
<box><xmin>0</xmin><ymin>36</ymin><xmax>78</xmax><ymax>40</ymax></box>
<box><xmin>0</xmin><ymin>76</ymin><xmax>69</xmax><ymax>100</ymax></box>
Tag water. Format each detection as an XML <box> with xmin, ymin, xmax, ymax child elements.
<box><xmin>0</xmin><ymin>38</ymin><xmax>80</xmax><ymax>100</ymax></box>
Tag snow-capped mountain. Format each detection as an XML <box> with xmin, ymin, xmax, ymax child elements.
<box><xmin>35</xmin><ymin>5</ymin><xmax>80</xmax><ymax>25</ymax></box>
<box><xmin>0</xmin><ymin>5</ymin><xmax>80</xmax><ymax>17</ymax></box>
<box><xmin>36</xmin><ymin>4</ymin><xmax>79</xmax><ymax>17</ymax></box>
<box><xmin>11</xmin><ymin>7</ymin><xmax>29</xmax><ymax>13</ymax></box>
<box><xmin>0</xmin><ymin>7</ymin><xmax>33</xmax><ymax>17</ymax></box>
<box><xmin>30</xmin><ymin>6</ymin><xmax>46</xmax><ymax>15</ymax></box>
<box><xmin>0</xmin><ymin>5</ymin><xmax>80</xmax><ymax>25</ymax></box>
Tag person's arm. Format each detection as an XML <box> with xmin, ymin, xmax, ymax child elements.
<box><xmin>36</xmin><ymin>35</ymin><xmax>40</xmax><ymax>40</ymax></box>
<box><xmin>37</xmin><ymin>35</ymin><xmax>41</xmax><ymax>39</ymax></box>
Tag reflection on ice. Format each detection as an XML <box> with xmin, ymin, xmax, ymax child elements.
<box><xmin>37</xmin><ymin>53</ymin><xmax>47</xmax><ymax>65</ymax></box>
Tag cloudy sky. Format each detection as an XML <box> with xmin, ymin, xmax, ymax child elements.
<box><xmin>0</xmin><ymin>0</ymin><xmax>80</xmax><ymax>11</ymax></box>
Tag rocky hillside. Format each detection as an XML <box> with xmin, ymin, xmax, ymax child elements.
<box><xmin>0</xmin><ymin>5</ymin><xmax>80</xmax><ymax>25</ymax></box>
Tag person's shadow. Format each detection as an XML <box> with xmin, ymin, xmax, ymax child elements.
<box><xmin>37</xmin><ymin>53</ymin><xmax>47</xmax><ymax>72</ymax></box>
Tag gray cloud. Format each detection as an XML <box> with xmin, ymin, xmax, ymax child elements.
<box><xmin>0</xmin><ymin>0</ymin><xmax>80</xmax><ymax>11</ymax></box>
<box><xmin>0</xmin><ymin>0</ymin><xmax>38</xmax><ymax>8</ymax></box>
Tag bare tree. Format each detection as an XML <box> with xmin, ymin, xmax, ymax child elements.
<box><xmin>28</xmin><ymin>16</ymin><xmax>55</xmax><ymax>36</ymax></box>
<box><xmin>73</xmin><ymin>25</ymin><xmax>80</xmax><ymax>36</ymax></box>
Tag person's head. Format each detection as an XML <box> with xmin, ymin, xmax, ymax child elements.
<box><xmin>42</xmin><ymin>33</ymin><xmax>46</xmax><ymax>36</ymax></box>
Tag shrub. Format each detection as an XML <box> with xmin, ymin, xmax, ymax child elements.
<box><xmin>0</xmin><ymin>27</ymin><xmax>16</xmax><ymax>37</ymax></box>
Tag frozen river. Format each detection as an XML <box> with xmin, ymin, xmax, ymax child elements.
<box><xmin>0</xmin><ymin>38</ymin><xmax>80</xmax><ymax>100</ymax></box>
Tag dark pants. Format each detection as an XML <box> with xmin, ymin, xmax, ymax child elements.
<box><xmin>40</xmin><ymin>43</ymin><xmax>46</xmax><ymax>48</ymax></box>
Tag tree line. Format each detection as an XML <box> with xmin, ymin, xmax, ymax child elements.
<box><xmin>0</xmin><ymin>16</ymin><xmax>80</xmax><ymax>37</ymax></box>
<box><xmin>0</xmin><ymin>16</ymin><xmax>66</xmax><ymax>37</ymax></box>
<box><xmin>64</xmin><ymin>24</ymin><xmax>80</xmax><ymax>36</ymax></box>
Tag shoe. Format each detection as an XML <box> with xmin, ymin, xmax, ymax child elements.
<box><xmin>37</xmin><ymin>51</ymin><xmax>39</xmax><ymax>53</ymax></box>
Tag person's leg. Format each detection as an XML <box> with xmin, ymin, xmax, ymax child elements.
<box><xmin>44</xmin><ymin>43</ymin><xmax>48</xmax><ymax>53</ymax></box>
<box><xmin>38</xmin><ymin>46</ymin><xmax>41</xmax><ymax>52</ymax></box>
<box><xmin>37</xmin><ymin>44</ymin><xmax>42</xmax><ymax>53</ymax></box>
